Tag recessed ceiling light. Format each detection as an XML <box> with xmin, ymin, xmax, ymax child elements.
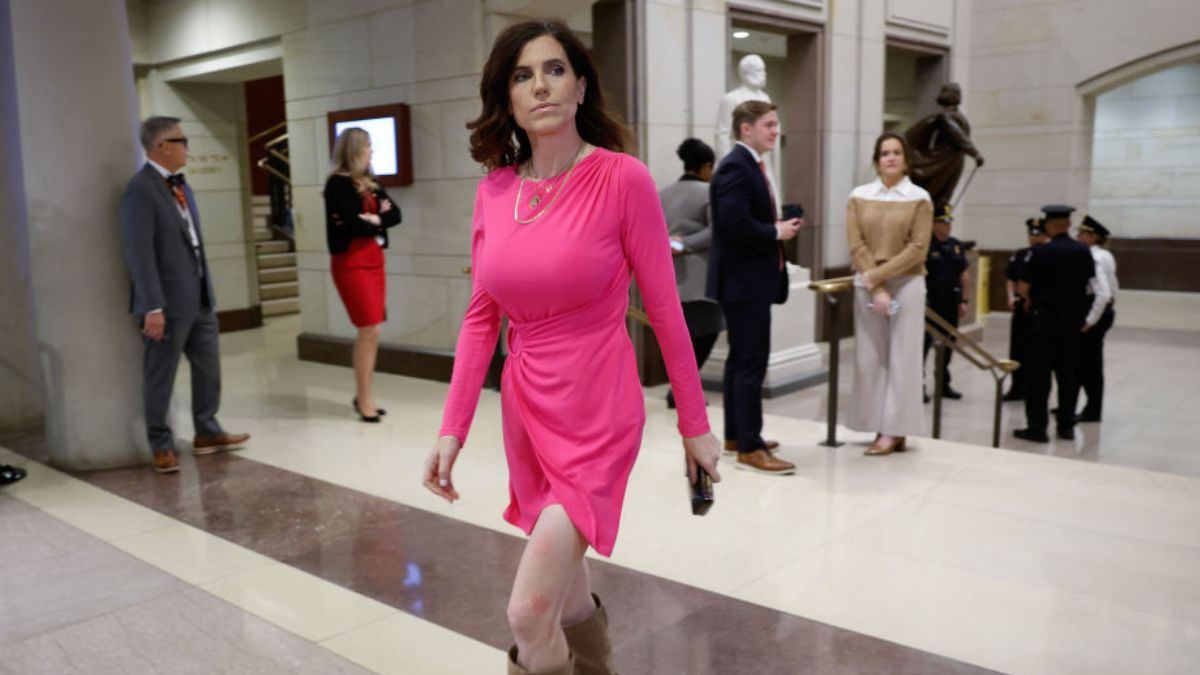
<box><xmin>732</xmin><ymin>30</ymin><xmax>750</xmax><ymax>39</ymax></box>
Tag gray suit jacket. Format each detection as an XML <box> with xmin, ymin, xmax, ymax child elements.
<box><xmin>119</xmin><ymin>164</ymin><xmax>215</xmax><ymax>320</ymax></box>
<box><xmin>659</xmin><ymin>176</ymin><xmax>714</xmax><ymax>303</ymax></box>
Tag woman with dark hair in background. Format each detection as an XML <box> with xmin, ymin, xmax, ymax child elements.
<box><xmin>846</xmin><ymin>132</ymin><xmax>933</xmax><ymax>456</ymax></box>
<box><xmin>323</xmin><ymin>128</ymin><xmax>401</xmax><ymax>423</ymax></box>
<box><xmin>660</xmin><ymin>137</ymin><xmax>719</xmax><ymax>409</ymax></box>
<box><xmin>421</xmin><ymin>20</ymin><xmax>721</xmax><ymax>675</ymax></box>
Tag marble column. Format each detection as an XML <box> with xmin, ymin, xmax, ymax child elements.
<box><xmin>0</xmin><ymin>0</ymin><xmax>42</xmax><ymax>432</ymax></box>
<box><xmin>9</xmin><ymin>0</ymin><xmax>148</xmax><ymax>468</ymax></box>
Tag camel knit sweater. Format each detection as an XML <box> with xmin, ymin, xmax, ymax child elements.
<box><xmin>846</xmin><ymin>176</ymin><xmax>933</xmax><ymax>290</ymax></box>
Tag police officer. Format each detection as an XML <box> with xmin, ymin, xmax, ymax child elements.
<box><xmin>1002</xmin><ymin>217</ymin><xmax>1049</xmax><ymax>401</ymax></box>
<box><xmin>1013</xmin><ymin>205</ymin><xmax>1107</xmax><ymax>443</ymax></box>
<box><xmin>923</xmin><ymin>205</ymin><xmax>969</xmax><ymax>401</ymax></box>
<box><xmin>1074</xmin><ymin>215</ymin><xmax>1118</xmax><ymax>421</ymax></box>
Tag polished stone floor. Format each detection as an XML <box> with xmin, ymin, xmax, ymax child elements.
<box><xmin>2</xmin><ymin>314</ymin><xmax>1198</xmax><ymax>674</ymax></box>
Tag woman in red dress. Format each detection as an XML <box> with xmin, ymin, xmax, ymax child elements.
<box><xmin>324</xmin><ymin>128</ymin><xmax>401</xmax><ymax>422</ymax></box>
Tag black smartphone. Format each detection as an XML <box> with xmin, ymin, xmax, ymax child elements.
<box><xmin>690</xmin><ymin>466</ymin><xmax>714</xmax><ymax>516</ymax></box>
<box><xmin>782</xmin><ymin>203</ymin><xmax>805</xmax><ymax>220</ymax></box>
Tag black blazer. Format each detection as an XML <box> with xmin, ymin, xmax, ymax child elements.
<box><xmin>323</xmin><ymin>174</ymin><xmax>402</xmax><ymax>254</ymax></box>
<box><xmin>705</xmin><ymin>144</ymin><xmax>788</xmax><ymax>305</ymax></box>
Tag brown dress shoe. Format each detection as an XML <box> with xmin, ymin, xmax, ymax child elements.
<box><xmin>735</xmin><ymin>449</ymin><xmax>795</xmax><ymax>475</ymax></box>
<box><xmin>723</xmin><ymin>439</ymin><xmax>780</xmax><ymax>454</ymax></box>
<box><xmin>193</xmin><ymin>432</ymin><xmax>250</xmax><ymax>455</ymax></box>
<box><xmin>152</xmin><ymin>449</ymin><xmax>180</xmax><ymax>474</ymax></box>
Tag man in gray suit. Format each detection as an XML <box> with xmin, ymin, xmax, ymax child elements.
<box><xmin>120</xmin><ymin>116</ymin><xmax>248</xmax><ymax>474</ymax></box>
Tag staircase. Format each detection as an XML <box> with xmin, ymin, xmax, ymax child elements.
<box><xmin>251</xmin><ymin>195</ymin><xmax>299</xmax><ymax>317</ymax></box>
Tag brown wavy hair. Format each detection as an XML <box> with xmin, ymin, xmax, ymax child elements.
<box><xmin>872</xmin><ymin>131</ymin><xmax>910</xmax><ymax>175</ymax></box>
<box><xmin>467</xmin><ymin>20</ymin><xmax>632</xmax><ymax>171</ymax></box>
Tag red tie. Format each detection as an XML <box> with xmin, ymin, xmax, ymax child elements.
<box><xmin>758</xmin><ymin>160</ymin><xmax>776</xmax><ymax>215</ymax></box>
<box><xmin>761</xmin><ymin>160</ymin><xmax>784</xmax><ymax>271</ymax></box>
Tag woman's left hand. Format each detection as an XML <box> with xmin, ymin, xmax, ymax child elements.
<box><xmin>380</xmin><ymin>199</ymin><xmax>393</xmax><ymax>213</ymax></box>
<box><xmin>358</xmin><ymin>213</ymin><xmax>382</xmax><ymax>226</ymax></box>
<box><xmin>683</xmin><ymin>432</ymin><xmax>722</xmax><ymax>485</ymax></box>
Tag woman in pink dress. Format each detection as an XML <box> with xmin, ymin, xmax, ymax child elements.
<box><xmin>422</xmin><ymin>20</ymin><xmax>722</xmax><ymax>675</ymax></box>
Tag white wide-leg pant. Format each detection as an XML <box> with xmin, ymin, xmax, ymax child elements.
<box><xmin>848</xmin><ymin>274</ymin><xmax>926</xmax><ymax>438</ymax></box>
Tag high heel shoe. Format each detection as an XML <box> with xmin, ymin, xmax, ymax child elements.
<box><xmin>352</xmin><ymin>397</ymin><xmax>381</xmax><ymax>423</ymax></box>
<box><xmin>865</xmin><ymin>436</ymin><xmax>906</xmax><ymax>456</ymax></box>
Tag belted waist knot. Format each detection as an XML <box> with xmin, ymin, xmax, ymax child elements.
<box><xmin>506</xmin><ymin>301</ymin><xmax>627</xmax><ymax>358</ymax></box>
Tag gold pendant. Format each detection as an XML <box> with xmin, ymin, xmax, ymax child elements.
<box><xmin>529</xmin><ymin>195</ymin><xmax>540</xmax><ymax>209</ymax></box>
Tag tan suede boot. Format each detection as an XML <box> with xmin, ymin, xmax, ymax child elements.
<box><xmin>562</xmin><ymin>594</ymin><xmax>616</xmax><ymax>675</ymax></box>
<box><xmin>507</xmin><ymin>645</ymin><xmax>575</xmax><ymax>675</ymax></box>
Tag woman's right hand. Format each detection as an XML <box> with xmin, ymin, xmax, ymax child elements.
<box><xmin>683</xmin><ymin>432</ymin><xmax>722</xmax><ymax>485</ymax></box>
<box><xmin>358</xmin><ymin>213</ymin><xmax>382</xmax><ymax>226</ymax></box>
<box><xmin>423</xmin><ymin>435</ymin><xmax>462</xmax><ymax>503</ymax></box>
<box><xmin>871</xmin><ymin>289</ymin><xmax>893</xmax><ymax>318</ymax></box>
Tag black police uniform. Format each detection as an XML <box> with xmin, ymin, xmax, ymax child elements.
<box><xmin>1003</xmin><ymin>221</ymin><xmax>1043</xmax><ymax>400</ymax></box>
<box><xmin>923</xmin><ymin>234</ymin><xmax>968</xmax><ymax>390</ymax></box>
<box><xmin>1019</xmin><ymin>232</ymin><xmax>1095</xmax><ymax>438</ymax></box>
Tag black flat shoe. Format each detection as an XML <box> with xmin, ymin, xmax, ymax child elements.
<box><xmin>1057</xmin><ymin>426</ymin><xmax>1075</xmax><ymax>440</ymax></box>
<box><xmin>0</xmin><ymin>464</ymin><xmax>27</xmax><ymax>486</ymax></box>
<box><xmin>352</xmin><ymin>398</ymin><xmax>381</xmax><ymax>423</ymax></box>
<box><xmin>942</xmin><ymin>386</ymin><xmax>963</xmax><ymax>400</ymax></box>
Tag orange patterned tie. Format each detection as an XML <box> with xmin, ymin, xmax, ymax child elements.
<box><xmin>166</xmin><ymin>174</ymin><xmax>187</xmax><ymax>210</ymax></box>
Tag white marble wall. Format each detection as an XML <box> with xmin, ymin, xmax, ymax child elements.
<box><xmin>965</xmin><ymin>0</ymin><xmax>1200</xmax><ymax>251</ymax></box>
<box><xmin>1089</xmin><ymin>62</ymin><xmax>1200</xmax><ymax>238</ymax></box>
<box><xmin>137</xmin><ymin>75</ymin><xmax>256</xmax><ymax>313</ymax></box>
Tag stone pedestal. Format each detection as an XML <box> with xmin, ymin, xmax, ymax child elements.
<box><xmin>9</xmin><ymin>0</ymin><xmax>148</xmax><ymax>468</ymax></box>
<box><xmin>702</xmin><ymin>264</ymin><xmax>828</xmax><ymax>397</ymax></box>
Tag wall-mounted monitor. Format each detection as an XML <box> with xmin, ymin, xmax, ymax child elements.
<box><xmin>326</xmin><ymin>103</ymin><xmax>413</xmax><ymax>187</ymax></box>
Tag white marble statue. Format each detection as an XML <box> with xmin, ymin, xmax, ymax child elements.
<box><xmin>716</xmin><ymin>53</ymin><xmax>781</xmax><ymax>216</ymax></box>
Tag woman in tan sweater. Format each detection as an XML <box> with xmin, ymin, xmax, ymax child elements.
<box><xmin>845</xmin><ymin>132</ymin><xmax>933</xmax><ymax>455</ymax></box>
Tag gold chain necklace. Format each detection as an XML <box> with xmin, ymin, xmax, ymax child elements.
<box><xmin>513</xmin><ymin>143</ymin><xmax>588</xmax><ymax>224</ymax></box>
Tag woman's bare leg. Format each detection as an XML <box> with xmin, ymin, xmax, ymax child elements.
<box><xmin>353</xmin><ymin>324</ymin><xmax>380</xmax><ymax>414</ymax></box>
<box><xmin>561</xmin><ymin>557</ymin><xmax>595</xmax><ymax>625</ymax></box>
<box><xmin>507</xmin><ymin>505</ymin><xmax>588</xmax><ymax>670</ymax></box>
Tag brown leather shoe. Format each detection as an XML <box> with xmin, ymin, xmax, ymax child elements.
<box><xmin>735</xmin><ymin>449</ymin><xmax>795</xmax><ymax>475</ymax></box>
<box><xmin>865</xmin><ymin>437</ymin><xmax>907</xmax><ymax>456</ymax></box>
<box><xmin>723</xmin><ymin>439</ymin><xmax>780</xmax><ymax>454</ymax></box>
<box><xmin>193</xmin><ymin>432</ymin><xmax>250</xmax><ymax>455</ymax></box>
<box><xmin>152</xmin><ymin>449</ymin><xmax>180</xmax><ymax>474</ymax></box>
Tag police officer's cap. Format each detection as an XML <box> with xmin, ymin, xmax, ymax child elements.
<box><xmin>1079</xmin><ymin>214</ymin><xmax>1110</xmax><ymax>238</ymax></box>
<box><xmin>1025</xmin><ymin>217</ymin><xmax>1045</xmax><ymax>236</ymax></box>
<box><xmin>935</xmin><ymin>204</ymin><xmax>954</xmax><ymax>223</ymax></box>
<box><xmin>1040</xmin><ymin>204</ymin><xmax>1075</xmax><ymax>219</ymax></box>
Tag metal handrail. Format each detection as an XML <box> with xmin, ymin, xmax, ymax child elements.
<box><xmin>265</xmin><ymin>134</ymin><xmax>289</xmax><ymax>152</ymax></box>
<box><xmin>807</xmin><ymin>275</ymin><xmax>854</xmax><ymax>446</ymax></box>
<box><xmin>807</xmin><ymin>276</ymin><xmax>1018</xmax><ymax>449</ymax></box>
<box><xmin>924</xmin><ymin>309</ymin><xmax>1018</xmax><ymax>448</ymax></box>
<box><xmin>256</xmin><ymin>156</ymin><xmax>291</xmax><ymax>185</ymax></box>
<box><xmin>247</xmin><ymin>122</ymin><xmax>287</xmax><ymax>144</ymax></box>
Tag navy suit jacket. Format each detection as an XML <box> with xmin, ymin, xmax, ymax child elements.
<box><xmin>705</xmin><ymin>144</ymin><xmax>788</xmax><ymax>305</ymax></box>
<box><xmin>119</xmin><ymin>164</ymin><xmax>215</xmax><ymax>320</ymax></box>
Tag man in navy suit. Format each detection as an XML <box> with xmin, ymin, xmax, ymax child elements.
<box><xmin>120</xmin><ymin>116</ymin><xmax>249</xmax><ymax>474</ymax></box>
<box><xmin>707</xmin><ymin>101</ymin><xmax>803</xmax><ymax>476</ymax></box>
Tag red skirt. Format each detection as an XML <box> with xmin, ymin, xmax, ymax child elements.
<box><xmin>331</xmin><ymin>238</ymin><xmax>386</xmax><ymax>327</ymax></box>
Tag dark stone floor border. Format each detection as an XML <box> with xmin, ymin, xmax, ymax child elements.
<box><xmin>3</xmin><ymin>433</ymin><xmax>1002</xmax><ymax>674</ymax></box>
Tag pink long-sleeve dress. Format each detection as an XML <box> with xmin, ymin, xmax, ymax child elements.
<box><xmin>438</xmin><ymin>147</ymin><xmax>710</xmax><ymax>557</ymax></box>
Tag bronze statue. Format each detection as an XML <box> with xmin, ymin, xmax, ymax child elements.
<box><xmin>905</xmin><ymin>83</ymin><xmax>984</xmax><ymax>213</ymax></box>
